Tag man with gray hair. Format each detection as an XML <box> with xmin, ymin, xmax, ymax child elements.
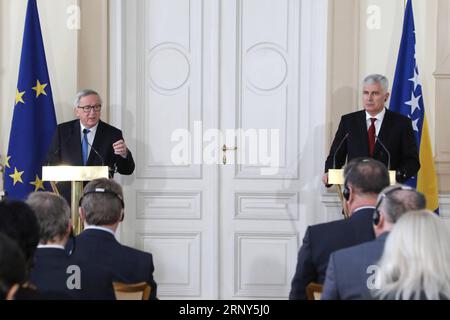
<box><xmin>71</xmin><ymin>178</ymin><xmax>158</xmax><ymax>300</ymax></box>
<box><xmin>27</xmin><ymin>192</ymin><xmax>115</xmax><ymax>299</ymax></box>
<box><xmin>321</xmin><ymin>184</ymin><xmax>426</xmax><ymax>300</ymax></box>
<box><xmin>323</xmin><ymin>74</ymin><xmax>420</xmax><ymax>185</ymax></box>
<box><xmin>46</xmin><ymin>89</ymin><xmax>134</xmax><ymax>203</ymax></box>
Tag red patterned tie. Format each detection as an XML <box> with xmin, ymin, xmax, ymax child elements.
<box><xmin>368</xmin><ymin>118</ymin><xmax>376</xmax><ymax>157</ymax></box>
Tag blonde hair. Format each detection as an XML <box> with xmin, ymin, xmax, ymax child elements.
<box><xmin>375</xmin><ymin>210</ymin><xmax>450</xmax><ymax>300</ymax></box>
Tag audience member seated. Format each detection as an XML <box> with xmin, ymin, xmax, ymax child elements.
<box><xmin>0</xmin><ymin>200</ymin><xmax>62</xmax><ymax>299</ymax></box>
<box><xmin>375</xmin><ymin>210</ymin><xmax>450</xmax><ymax>300</ymax></box>
<box><xmin>289</xmin><ymin>157</ymin><xmax>390</xmax><ymax>299</ymax></box>
<box><xmin>322</xmin><ymin>185</ymin><xmax>426</xmax><ymax>299</ymax></box>
<box><xmin>0</xmin><ymin>233</ymin><xmax>26</xmax><ymax>300</ymax></box>
<box><xmin>0</xmin><ymin>201</ymin><xmax>39</xmax><ymax>277</ymax></box>
<box><xmin>27</xmin><ymin>192</ymin><xmax>115</xmax><ymax>299</ymax></box>
<box><xmin>71</xmin><ymin>178</ymin><xmax>158</xmax><ymax>299</ymax></box>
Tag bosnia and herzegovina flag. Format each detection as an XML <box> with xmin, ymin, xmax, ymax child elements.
<box><xmin>4</xmin><ymin>0</ymin><xmax>57</xmax><ymax>200</ymax></box>
<box><xmin>390</xmin><ymin>0</ymin><xmax>439</xmax><ymax>213</ymax></box>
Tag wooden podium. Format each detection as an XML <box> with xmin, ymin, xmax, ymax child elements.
<box><xmin>42</xmin><ymin>166</ymin><xmax>109</xmax><ymax>235</ymax></box>
<box><xmin>328</xmin><ymin>169</ymin><xmax>396</xmax><ymax>219</ymax></box>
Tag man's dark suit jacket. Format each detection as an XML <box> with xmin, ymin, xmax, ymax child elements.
<box><xmin>46</xmin><ymin>119</ymin><xmax>135</xmax><ymax>173</ymax></box>
<box><xmin>289</xmin><ymin>207</ymin><xmax>376</xmax><ymax>300</ymax></box>
<box><xmin>321</xmin><ymin>232</ymin><xmax>389</xmax><ymax>300</ymax></box>
<box><xmin>324</xmin><ymin>109</ymin><xmax>420</xmax><ymax>182</ymax></box>
<box><xmin>71</xmin><ymin>229</ymin><xmax>158</xmax><ymax>300</ymax></box>
<box><xmin>29</xmin><ymin>247</ymin><xmax>116</xmax><ymax>299</ymax></box>
<box><xmin>45</xmin><ymin>119</ymin><xmax>135</xmax><ymax>204</ymax></box>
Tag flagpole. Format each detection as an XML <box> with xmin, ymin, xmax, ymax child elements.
<box><xmin>0</xmin><ymin>156</ymin><xmax>4</xmax><ymax>197</ymax></box>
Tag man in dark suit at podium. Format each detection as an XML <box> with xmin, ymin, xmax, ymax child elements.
<box><xmin>322</xmin><ymin>74</ymin><xmax>420</xmax><ymax>186</ymax></box>
<box><xmin>46</xmin><ymin>89</ymin><xmax>135</xmax><ymax>203</ymax></box>
<box><xmin>289</xmin><ymin>158</ymin><xmax>389</xmax><ymax>300</ymax></box>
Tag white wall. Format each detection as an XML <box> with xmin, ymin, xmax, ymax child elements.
<box><xmin>358</xmin><ymin>0</ymin><xmax>437</xmax><ymax>144</ymax></box>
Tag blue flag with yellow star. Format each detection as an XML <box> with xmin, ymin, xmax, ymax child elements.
<box><xmin>390</xmin><ymin>0</ymin><xmax>439</xmax><ymax>213</ymax></box>
<box><xmin>4</xmin><ymin>0</ymin><xmax>57</xmax><ymax>200</ymax></box>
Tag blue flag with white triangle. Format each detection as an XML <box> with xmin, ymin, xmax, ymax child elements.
<box><xmin>390</xmin><ymin>0</ymin><xmax>439</xmax><ymax>213</ymax></box>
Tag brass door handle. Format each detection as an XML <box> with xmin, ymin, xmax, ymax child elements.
<box><xmin>222</xmin><ymin>144</ymin><xmax>237</xmax><ymax>165</ymax></box>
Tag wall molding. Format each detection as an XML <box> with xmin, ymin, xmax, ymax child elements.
<box><xmin>136</xmin><ymin>232</ymin><xmax>201</xmax><ymax>297</ymax></box>
<box><xmin>234</xmin><ymin>232</ymin><xmax>297</xmax><ymax>298</ymax></box>
<box><xmin>435</xmin><ymin>0</ymin><xmax>450</xmax><ymax>193</ymax></box>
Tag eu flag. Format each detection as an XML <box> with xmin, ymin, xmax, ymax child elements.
<box><xmin>4</xmin><ymin>0</ymin><xmax>57</xmax><ymax>200</ymax></box>
<box><xmin>390</xmin><ymin>0</ymin><xmax>439</xmax><ymax>213</ymax></box>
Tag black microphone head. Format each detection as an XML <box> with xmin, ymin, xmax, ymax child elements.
<box><xmin>83</xmin><ymin>128</ymin><xmax>89</xmax><ymax>134</ymax></box>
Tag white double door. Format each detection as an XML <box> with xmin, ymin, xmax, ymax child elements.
<box><xmin>111</xmin><ymin>0</ymin><xmax>328</xmax><ymax>299</ymax></box>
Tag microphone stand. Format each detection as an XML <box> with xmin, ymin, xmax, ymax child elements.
<box><xmin>329</xmin><ymin>133</ymin><xmax>350</xmax><ymax>219</ymax></box>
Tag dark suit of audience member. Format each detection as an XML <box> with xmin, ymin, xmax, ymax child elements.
<box><xmin>73</xmin><ymin>228</ymin><xmax>156</xmax><ymax>299</ymax></box>
<box><xmin>30</xmin><ymin>247</ymin><xmax>115</xmax><ymax>299</ymax></box>
<box><xmin>322</xmin><ymin>233</ymin><xmax>388</xmax><ymax>300</ymax></box>
<box><xmin>289</xmin><ymin>158</ymin><xmax>390</xmax><ymax>300</ymax></box>
<box><xmin>322</xmin><ymin>74</ymin><xmax>419</xmax><ymax>186</ymax></box>
<box><xmin>289</xmin><ymin>208</ymin><xmax>375</xmax><ymax>300</ymax></box>
<box><xmin>71</xmin><ymin>178</ymin><xmax>158</xmax><ymax>300</ymax></box>
<box><xmin>0</xmin><ymin>200</ymin><xmax>65</xmax><ymax>299</ymax></box>
<box><xmin>321</xmin><ymin>185</ymin><xmax>426</xmax><ymax>300</ymax></box>
<box><xmin>26</xmin><ymin>192</ymin><xmax>115</xmax><ymax>299</ymax></box>
<box><xmin>45</xmin><ymin>89</ymin><xmax>135</xmax><ymax>204</ymax></box>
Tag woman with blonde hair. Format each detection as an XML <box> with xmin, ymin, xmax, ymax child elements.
<box><xmin>375</xmin><ymin>210</ymin><xmax>450</xmax><ymax>300</ymax></box>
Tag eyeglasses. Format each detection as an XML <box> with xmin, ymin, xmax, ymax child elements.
<box><xmin>78</xmin><ymin>104</ymin><xmax>102</xmax><ymax>113</ymax></box>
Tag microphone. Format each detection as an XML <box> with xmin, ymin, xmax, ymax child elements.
<box><xmin>333</xmin><ymin>133</ymin><xmax>349</xmax><ymax>169</ymax></box>
<box><xmin>46</xmin><ymin>132</ymin><xmax>72</xmax><ymax>166</ymax></box>
<box><xmin>83</xmin><ymin>128</ymin><xmax>105</xmax><ymax>167</ymax></box>
<box><xmin>375</xmin><ymin>136</ymin><xmax>390</xmax><ymax>170</ymax></box>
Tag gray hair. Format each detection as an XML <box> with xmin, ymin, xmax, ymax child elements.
<box><xmin>375</xmin><ymin>210</ymin><xmax>450</xmax><ymax>300</ymax></box>
<box><xmin>343</xmin><ymin>157</ymin><xmax>390</xmax><ymax>196</ymax></box>
<box><xmin>26</xmin><ymin>192</ymin><xmax>70</xmax><ymax>244</ymax></box>
<box><xmin>80</xmin><ymin>178</ymin><xmax>124</xmax><ymax>226</ymax></box>
<box><xmin>73</xmin><ymin>89</ymin><xmax>102</xmax><ymax>108</ymax></box>
<box><xmin>363</xmin><ymin>74</ymin><xmax>389</xmax><ymax>92</ymax></box>
<box><xmin>378</xmin><ymin>185</ymin><xmax>426</xmax><ymax>223</ymax></box>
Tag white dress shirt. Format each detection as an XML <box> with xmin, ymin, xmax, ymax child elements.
<box><xmin>365</xmin><ymin>108</ymin><xmax>386</xmax><ymax>139</ymax></box>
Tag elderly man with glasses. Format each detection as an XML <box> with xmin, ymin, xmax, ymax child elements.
<box><xmin>46</xmin><ymin>89</ymin><xmax>135</xmax><ymax>204</ymax></box>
